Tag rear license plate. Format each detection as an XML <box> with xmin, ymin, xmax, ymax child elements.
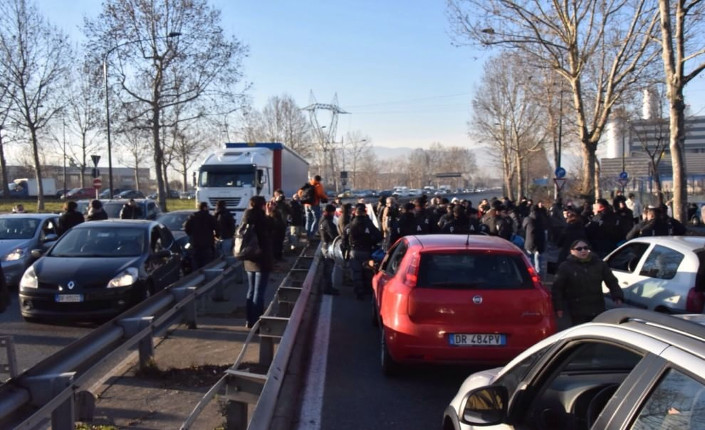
<box><xmin>55</xmin><ymin>294</ymin><xmax>83</xmax><ymax>303</ymax></box>
<box><xmin>449</xmin><ymin>333</ymin><xmax>506</xmax><ymax>346</ymax></box>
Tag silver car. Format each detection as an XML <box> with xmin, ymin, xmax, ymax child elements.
<box><xmin>0</xmin><ymin>213</ymin><xmax>60</xmax><ymax>286</ymax></box>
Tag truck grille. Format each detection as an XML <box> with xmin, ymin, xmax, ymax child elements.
<box><xmin>208</xmin><ymin>197</ymin><xmax>242</xmax><ymax>207</ymax></box>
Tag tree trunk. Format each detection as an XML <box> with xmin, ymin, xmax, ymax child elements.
<box><xmin>581</xmin><ymin>140</ymin><xmax>597</xmax><ymax>199</ymax></box>
<box><xmin>668</xmin><ymin>90</ymin><xmax>687</xmax><ymax>221</ymax></box>
<box><xmin>152</xmin><ymin>104</ymin><xmax>167</xmax><ymax>212</ymax></box>
<box><xmin>30</xmin><ymin>127</ymin><xmax>45</xmax><ymax>211</ymax></box>
<box><xmin>0</xmin><ymin>134</ymin><xmax>9</xmax><ymax>200</ymax></box>
<box><xmin>651</xmin><ymin>160</ymin><xmax>664</xmax><ymax>206</ymax></box>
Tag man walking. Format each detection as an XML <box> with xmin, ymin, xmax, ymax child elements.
<box><xmin>299</xmin><ymin>175</ymin><xmax>328</xmax><ymax>240</ymax></box>
<box><xmin>184</xmin><ymin>202</ymin><xmax>217</xmax><ymax>270</ymax></box>
<box><xmin>214</xmin><ymin>200</ymin><xmax>236</xmax><ymax>256</ymax></box>
<box><xmin>318</xmin><ymin>204</ymin><xmax>340</xmax><ymax>295</ymax></box>
<box><xmin>343</xmin><ymin>204</ymin><xmax>382</xmax><ymax>300</ymax></box>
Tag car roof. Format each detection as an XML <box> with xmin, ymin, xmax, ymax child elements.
<box><xmin>406</xmin><ymin>234</ymin><xmax>521</xmax><ymax>252</ymax></box>
<box><xmin>0</xmin><ymin>213</ymin><xmax>58</xmax><ymax>220</ymax></box>
<box><xmin>71</xmin><ymin>219</ymin><xmax>157</xmax><ymax>229</ymax></box>
<box><xmin>623</xmin><ymin>235</ymin><xmax>705</xmax><ymax>253</ymax></box>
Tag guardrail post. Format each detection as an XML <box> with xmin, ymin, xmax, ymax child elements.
<box><xmin>258</xmin><ymin>317</ymin><xmax>288</xmax><ymax>367</ymax></box>
<box><xmin>21</xmin><ymin>372</ymin><xmax>76</xmax><ymax>430</ymax></box>
<box><xmin>0</xmin><ymin>335</ymin><xmax>18</xmax><ymax>379</ymax></box>
<box><xmin>173</xmin><ymin>286</ymin><xmax>198</xmax><ymax>329</ymax></box>
<box><xmin>118</xmin><ymin>317</ymin><xmax>155</xmax><ymax>370</ymax></box>
<box><xmin>222</xmin><ymin>370</ymin><xmax>267</xmax><ymax>430</ymax></box>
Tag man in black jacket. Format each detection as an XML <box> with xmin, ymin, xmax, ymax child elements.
<box><xmin>119</xmin><ymin>199</ymin><xmax>143</xmax><ymax>219</ymax></box>
<box><xmin>214</xmin><ymin>200</ymin><xmax>236</xmax><ymax>256</ymax></box>
<box><xmin>343</xmin><ymin>204</ymin><xmax>382</xmax><ymax>300</ymax></box>
<box><xmin>318</xmin><ymin>204</ymin><xmax>340</xmax><ymax>295</ymax></box>
<box><xmin>184</xmin><ymin>202</ymin><xmax>217</xmax><ymax>269</ymax></box>
<box><xmin>57</xmin><ymin>200</ymin><xmax>85</xmax><ymax>236</ymax></box>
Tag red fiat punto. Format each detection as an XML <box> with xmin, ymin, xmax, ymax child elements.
<box><xmin>372</xmin><ymin>234</ymin><xmax>556</xmax><ymax>375</ymax></box>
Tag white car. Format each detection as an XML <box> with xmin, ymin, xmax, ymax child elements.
<box><xmin>443</xmin><ymin>309</ymin><xmax>705</xmax><ymax>430</ymax></box>
<box><xmin>602</xmin><ymin>236</ymin><xmax>705</xmax><ymax>313</ymax></box>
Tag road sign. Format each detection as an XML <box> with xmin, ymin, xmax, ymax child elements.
<box><xmin>555</xmin><ymin>167</ymin><xmax>566</xmax><ymax>179</ymax></box>
<box><xmin>91</xmin><ymin>155</ymin><xmax>101</xmax><ymax>167</ymax></box>
<box><xmin>619</xmin><ymin>171</ymin><xmax>629</xmax><ymax>180</ymax></box>
<box><xmin>618</xmin><ymin>178</ymin><xmax>629</xmax><ymax>188</ymax></box>
<box><xmin>93</xmin><ymin>178</ymin><xmax>102</xmax><ymax>189</ymax></box>
<box><xmin>554</xmin><ymin>177</ymin><xmax>567</xmax><ymax>191</ymax></box>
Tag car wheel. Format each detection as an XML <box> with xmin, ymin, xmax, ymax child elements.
<box><xmin>380</xmin><ymin>327</ymin><xmax>400</xmax><ymax>376</ymax></box>
<box><xmin>22</xmin><ymin>315</ymin><xmax>43</xmax><ymax>324</ymax></box>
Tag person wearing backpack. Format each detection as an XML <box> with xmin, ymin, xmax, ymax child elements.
<box><xmin>298</xmin><ymin>175</ymin><xmax>329</xmax><ymax>241</ymax></box>
<box><xmin>343</xmin><ymin>204</ymin><xmax>382</xmax><ymax>300</ymax></box>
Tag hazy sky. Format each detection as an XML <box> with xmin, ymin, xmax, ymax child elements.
<box><xmin>33</xmin><ymin>0</ymin><xmax>705</xmax><ymax>158</ymax></box>
<box><xmin>35</xmin><ymin>0</ymin><xmax>486</xmax><ymax>152</ymax></box>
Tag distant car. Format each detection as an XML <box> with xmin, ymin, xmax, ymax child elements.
<box><xmin>337</xmin><ymin>190</ymin><xmax>353</xmax><ymax>198</ymax></box>
<box><xmin>179</xmin><ymin>190</ymin><xmax>195</xmax><ymax>200</ymax></box>
<box><xmin>55</xmin><ymin>188</ymin><xmax>71</xmax><ymax>199</ymax></box>
<box><xmin>156</xmin><ymin>210</ymin><xmax>194</xmax><ymax>275</ymax></box>
<box><xmin>99</xmin><ymin>188</ymin><xmax>125</xmax><ymax>199</ymax></box>
<box><xmin>443</xmin><ymin>309</ymin><xmax>705</xmax><ymax>430</ymax></box>
<box><xmin>18</xmin><ymin>220</ymin><xmax>182</xmax><ymax>322</ymax></box>
<box><xmin>76</xmin><ymin>199</ymin><xmax>162</xmax><ymax>220</ymax></box>
<box><xmin>0</xmin><ymin>214</ymin><xmax>60</xmax><ymax>287</ymax></box>
<box><xmin>603</xmin><ymin>236</ymin><xmax>705</xmax><ymax>313</ymax></box>
<box><xmin>116</xmin><ymin>190</ymin><xmax>145</xmax><ymax>199</ymax></box>
<box><xmin>372</xmin><ymin>234</ymin><xmax>555</xmax><ymax>375</ymax></box>
<box><xmin>63</xmin><ymin>187</ymin><xmax>96</xmax><ymax>200</ymax></box>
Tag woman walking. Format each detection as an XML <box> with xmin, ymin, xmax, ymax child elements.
<box><xmin>240</xmin><ymin>195</ymin><xmax>274</xmax><ymax>328</ymax></box>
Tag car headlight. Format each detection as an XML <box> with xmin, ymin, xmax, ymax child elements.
<box><xmin>107</xmin><ymin>267</ymin><xmax>139</xmax><ymax>288</ymax></box>
<box><xmin>4</xmin><ymin>247</ymin><xmax>27</xmax><ymax>261</ymax></box>
<box><xmin>20</xmin><ymin>266</ymin><xmax>38</xmax><ymax>289</ymax></box>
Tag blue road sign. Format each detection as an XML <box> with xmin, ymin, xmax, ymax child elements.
<box><xmin>619</xmin><ymin>171</ymin><xmax>629</xmax><ymax>180</ymax></box>
<box><xmin>555</xmin><ymin>167</ymin><xmax>566</xmax><ymax>178</ymax></box>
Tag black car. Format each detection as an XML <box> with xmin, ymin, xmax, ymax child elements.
<box><xmin>18</xmin><ymin>220</ymin><xmax>181</xmax><ymax>322</ymax></box>
<box><xmin>77</xmin><ymin>199</ymin><xmax>162</xmax><ymax>220</ymax></box>
<box><xmin>116</xmin><ymin>190</ymin><xmax>145</xmax><ymax>199</ymax></box>
<box><xmin>156</xmin><ymin>210</ymin><xmax>194</xmax><ymax>274</ymax></box>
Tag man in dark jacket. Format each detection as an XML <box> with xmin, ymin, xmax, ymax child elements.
<box><xmin>214</xmin><ymin>200</ymin><xmax>236</xmax><ymax>256</ymax></box>
<box><xmin>119</xmin><ymin>199</ymin><xmax>143</xmax><ymax>219</ymax></box>
<box><xmin>343</xmin><ymin>204</ymin><xmax>382</xmax><ymax>300</ymax></box>
<box><xmin>557</xmin><ymin>207</ymin><xmax>587</xmax><ymax>264</ymax></box>
<box><xmin>87</xmin><ymin>199</ymin><xmax>108</xmax><ymax>221</ymax></box>
<box><xmin>523</xmin><ymin>205</ymin><xmax>547</xmax><ymax>275</ymax></box>
<box><xmin>319</xmin><ymin>204</ymin><xmax>340</xmax><ymax>295</ymax></box>
<box><xmin>57</xmin><ymin>200</ymin><xmax>85</xmax><ymax>235</ymax></box>
<box><xmin>552</xmin><ymin>239</ymin><xmax>624</xmax><ymax>326</ymax></box>
<box><xmin>586</xmin><ymin>198</ymin><xmax>622</xmax><ymax>257</ymax></box>
<box><xmin>184</xmin><ymin>202</ymin><xmax>217</xmax><ymax>270</ymax></box>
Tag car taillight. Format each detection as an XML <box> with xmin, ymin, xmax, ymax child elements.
<box><xmin>526</xmin><ymin>265</ymin><xmax>543</xmax><ymax>289</ymax></box>
<box><xmin>402</xmin><ymin>251</ymin><xmax>420</xmax><ymax>287</ymax></box>
<box><xmin>686</xmin><ymin>287</ymin><xmax>705</xmax><ymax>313</ymax></box>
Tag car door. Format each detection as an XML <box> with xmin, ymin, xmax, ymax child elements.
<box><xmin>604</xmin><ymin>241</ymin><xmax>652</xmax><ymax>308</ymax></box>
<box><xmin>629</xmin><ymin>245</ymin><xmax>689</xmax><ymax>312</ymax></box>
<box><xmin>145</xmin><ymin>225</ymin><xmax>180</xmax><ymax>289</ymax></box>
<box><xmin>38</xmin><ymin>217</ymin><xmax>60</xmax><ymax>251</ymax></box>
<box><xmin>373</xmin><ymin>240</ymin><xmax>408</xmax><ymax>312</ymax></box>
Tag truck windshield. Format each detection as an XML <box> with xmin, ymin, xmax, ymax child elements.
<box><xmin>199</xmin><ymin>166</ymin><xmax>256</xmax><ymax>187</ymax></box>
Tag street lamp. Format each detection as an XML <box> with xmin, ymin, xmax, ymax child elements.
<box><xmin>103</xmin><ymin>32</ymin><xmax>181</xmax><ymax>198</ymax></box>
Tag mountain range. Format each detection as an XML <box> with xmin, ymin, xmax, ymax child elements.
<box><xmin>369</xmin><ymin>146</ymin><xmax>416</xmax><ymax>160</ymax></box>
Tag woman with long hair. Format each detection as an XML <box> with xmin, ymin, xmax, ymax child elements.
<box><xmin>241</xmin><ymin>195</ymin><xmax>274</xmax><ymax>328</ymax></box>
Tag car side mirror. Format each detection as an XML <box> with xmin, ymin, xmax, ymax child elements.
<box><xmin>30</xmin><ymin>249</ymin><xmax>44</xmax><ymax>259</ymax></box>
<box><xmin>459</xmin><ymin>385</ymin><xmax>508</xmax><ymax>426</ymax></box>
<box><xmin>43</xmin><ymin>233</ymin><xmax>58</xmax><ymax>242</ymax></box>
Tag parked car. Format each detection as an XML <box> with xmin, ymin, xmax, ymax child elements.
<box><xmin>443</xmin><ymin>309</ymin><xmax>705</xmax><ymax>430</ymax></box>
<box><xmin>62</xmin><ymin>187</ymin><xmax>96</xmax><ymax>200</ymax></box>
<box><xmin>602</xmin><ymin>236</ymin><xmax>705</xmax><ymax>313</ymax></box>
<box><xmin>372</xmin><ymin>234</ymin><xmax>555</xmax><ymax>375</ymax></box>
<box><xmin>18</xmin><ymin>220</ymin><xmax>182</xmax><ymax>322</ymax></box>
<box><xmin>179</xmin><ymin>190</ymin><xmax>195</xmax><ymax>200</ymax></box>
<box><xmin>99</xmin><ymin>188</ymin><xmax>125</xmax><ymax>199</ymax></box>
<box><xmin>55</xmin><ymin>188</ymin><xmax>71</xmax><ymax>199</ymax></box>
<box><xmin>0</xmin><ymin>213</ymin><xmax>60</xmax><ymax>287</ymax></box>
<box><xmin>77</xmin><ymin>199</ymin><xmax>162</xmax><ymax>220</ymax></box>
<box><xmin>116</xmin><ymin>189</ymin><xmax>145</xmax><ymax>199</ymax></box>
<box><xmin>156</xmin><ymin>209</ymin><xmax>195</xmax><ymax>275</ymax></box>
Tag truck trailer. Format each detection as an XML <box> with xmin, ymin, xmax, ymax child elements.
<box><xmin>8</xmin><ymin>178</ymin><xmax>57</xmax><ymax>197</ymax></box>
<box><xmin>195</xmin><ymin>142</ymin><xmax>309</xmax><ymax>225</ymax></box>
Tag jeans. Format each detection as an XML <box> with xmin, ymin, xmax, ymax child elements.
<box><xmin>530</xmin><ymin>250</ymin><xmax>545</xmax><ymax>275</ymax></box>
<box><xmin>246</xmin><ymin>271</ymin><xmax>270</xmax><ymax>326</ymax></box>
<box><xmin>220</xmin><ymin>238</ymin><xmax>234</xmax><ymax>257</ymax></box>
<box><xmin>350</xmin><ymin>249</ymin><xmax>371</xmax><ymax>296</ymax></box>
<box><xmin>305</xmin><ymin>205</ymin><xmax>321</xmax><ymax>238</ymax></box>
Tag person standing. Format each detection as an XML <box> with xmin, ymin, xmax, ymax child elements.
<box><xmin>299</xmin><ymin>175</ymin><xmax>328</xmax><ymax>240</ymax></box>
<box><xmin>552</xmin><ymin>239</ymin><xmax>624</xmax><ymax>326</ymax></box>
<box><xmin>183</xmin><ymin>202</ymin><xmax>217</xmax><ymax>270</ymax></box>
<box><xmin>270</xmin><ymin>189</ymin><xmax>290</xmax><ymax>260</ymax></box>
<box><xmin>557</xmin><ymin>207</ymin><xmax>587</xmax><ymax>264</ymax></box>
<box><xmin>119</xmin><ymin>199</ymin><xmax>143</xmax><ymax>219</ymax></box>
<box><xmin>319</xmin><ymin>204</ymin><xmax>340</xmax><ymax>295</ymax></box>
<box><xmin>240</xmin><ymin>196</ymin><xmax>274</xmax><ymax>328</ymax></box>
<box><xmin>626</xmin><ymin>193</ymin><xmax>642</xmax><ymax>223</ymax></box>
<box><xmin>86</xmin><ymin>199</ymin><xmax>108</xmax><ymax>221</ymax></box>
<box><xmin>214</xmin><ymin>200</ymin><xmax>236</xmax><ymax>256</ymax></box>
<box><xmin>57</xmin><ymin>200</ymin><xmax>85</xmax><ymax>236</ymax></box>
<box><xmin>288</xmin><ymin>193</ymin><xmax>305</xmax><ymax>250</ymax></box>
<box><xmin>332</xmin><ymin>203</ymin><xmax>353</xmax><ymax>291</ymax></box>
<box><xmin>523</xmin><ymin>204</ymin><xmax>547</xmax><ymax>275</ymax></box>
<box><xmin>343</xmin><ymin>204</ymin><xmax>382</xmax><ymax>300</ymax></box>
<box><xmin>586</xmin><ymin>198</ymin><xmax>622</xmax><ymax>258</ymax></box>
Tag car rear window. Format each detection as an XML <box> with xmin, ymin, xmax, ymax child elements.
<box><xmin>415</xmin><ymin>252</ymin><xmax>533</xmax><ymax>290</ymax></box>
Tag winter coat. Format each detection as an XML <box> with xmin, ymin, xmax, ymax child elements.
<box><xmin>586</xmin><ymin>210</ymin><xmax>622</xmax><ymax>257</ymax></box>
<box><xmin>523</xmin><ymin>211</ymin><xmax>547</xmax><ymax>253</ymax></box>
<box><xmin>57</xmin><ymin>209</ymin><xmax>84</xmax><ymax>235</ymax></box>
<box><xmin>240</xmin><ymin>207</ymin><xmax>273</xmax><ymax>272</ymax></box>
<box><xmin>557</xmin><ymin>220</ymin><xmax>587</xmax><ymax>263</ymax></box>
<box><xmin>551</xmin><ymin>253</ymin><xmax>623</xmax><ymax>318</ymax></box>
<box><xmin>343</xmin><ymin>214</ymin><xmax>382</xmax><ymax>252</ymax></box>
<box><xmin>214</xmin><ymin>209</ymin><xmax>236</xmax><ymax>239</ymax></box>
<box><xmin>184</xmin><ymin>210</ymin><xmax>217</xmax><ymax>250</ymax></box>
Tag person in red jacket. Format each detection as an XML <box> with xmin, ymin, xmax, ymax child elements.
<box><xmin>299</xmin><ymin>175</ymin><xmax>328</xmax><ymax>240</ymax></box>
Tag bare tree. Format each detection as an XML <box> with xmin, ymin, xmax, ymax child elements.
<box><xmin>260</xmin><ymin>95</ymin><xmax>314</xmax><ymax>157</ymax></box>
<box><xmin>85</xmin><ymin>0</ymin><xmax>248</xmax><ymax>211</ymax></box>
<box><xmin>449</xmin><ymin>0</ymin><xmax>660</xmax><ymax>199</ymax></box>
<box><xmin>0</xmin><ymin>0</ymin><xmax>72</xmax><ymax>210</ymax></box>
<box><xmin>655</xmin><ymin>0</ymin><xmax>705</xmax><ymax>220</ymax></box>
<box><xmin>116</xmin><ymin>124</ymin><xmax>152</xmax><ymax>193</ymax></box>
<box><xmin>0</xmin><ymin>81</ymin><xmax>15</xmax><ymax>198</ymax></box>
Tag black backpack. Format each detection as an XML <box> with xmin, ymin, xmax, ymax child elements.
<box><xmin>299</xmin><ymin>183</ymin><xmax>315</xmax><ymax>204</ymax></box>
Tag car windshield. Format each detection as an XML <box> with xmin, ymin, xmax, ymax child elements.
<box><xmin>0</xmin><ymin>218</ymin><xmax>39</xmax><ymax>239</ymax></box>
<box><xmin>416</xmin><ymin>252</ymin><xmax>533</xmax><ymax>289</ymax></box>
<box><xmin>157</xmin><ymin>213</ymin><xmax>189</xmax><ymax>231</ymax></box>
<box><xmin>50</xmin><ymin>226</ymin><xmax>146</xmax><ymax>257</ymax></box>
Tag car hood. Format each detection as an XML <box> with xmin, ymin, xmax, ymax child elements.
<box><xmin>34</xmin><ymin>256</ymin><xmax>142</xmax><ymax>285</ymax></box>
<box><xmin>0</xmin><ymin>239</ymin><xmax>33</xmax><ymax>255</ymax></box>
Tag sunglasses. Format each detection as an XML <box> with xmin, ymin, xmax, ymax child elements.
<box><xmin>573</xmin><ymin>246</ymin><xmax>590</xmax><ymax>251</ymax></box>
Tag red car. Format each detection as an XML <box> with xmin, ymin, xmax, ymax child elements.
<box><xmin>372</xmin><ymin>234</ymin><xmax>556</xmax><ymax>375</ymax></box>
<box><xmin>63</xmin><ymin>187</ymin><xmax>97</xmax><ymax>200</ymax></box>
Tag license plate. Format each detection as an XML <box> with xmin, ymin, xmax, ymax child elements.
<box><xmin>55</xmin><ymin>294</ymin><xmax>83</xmax><ymax>303</ymax></box>
<box><xmin>449</xmin><ymin>333</ymin><xmax>506</xmax><ymax>346</ymax></box>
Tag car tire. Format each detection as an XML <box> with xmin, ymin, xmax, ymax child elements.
<box><xmin>22</xmin><ymin>315</ymin><xmax>43</xmax><ymax>324</ymax></box>
<box><xmin>380</xmin><ymin>327</ymin><xmax>400</xmax><ymax>376</ymax></box>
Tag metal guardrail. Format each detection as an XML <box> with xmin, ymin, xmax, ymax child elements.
<box><xmin>0</xmin><ymin>257</ymin><xmax>237</xmax><ymax>429</ymax></box>
<box><xmin>181</xmin><ymin>244</ymin><xmax>322</xmax><ymax>429</ymax></box>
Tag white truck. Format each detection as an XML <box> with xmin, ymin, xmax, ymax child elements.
<box><xmin>195</xmin><ymin>143</ymin><xmax>309</xmax><ymax>225</ymax></box>
<box><xmin>8</xmin><ymin>178</ymin><xmax>57</xmax><ymax>197</ymax></box>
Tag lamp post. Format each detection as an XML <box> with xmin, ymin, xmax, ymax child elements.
<box><xmin>103</xmin><ymin>32</ymin><xmax>181</xmax><ymax>199</ymax></box>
